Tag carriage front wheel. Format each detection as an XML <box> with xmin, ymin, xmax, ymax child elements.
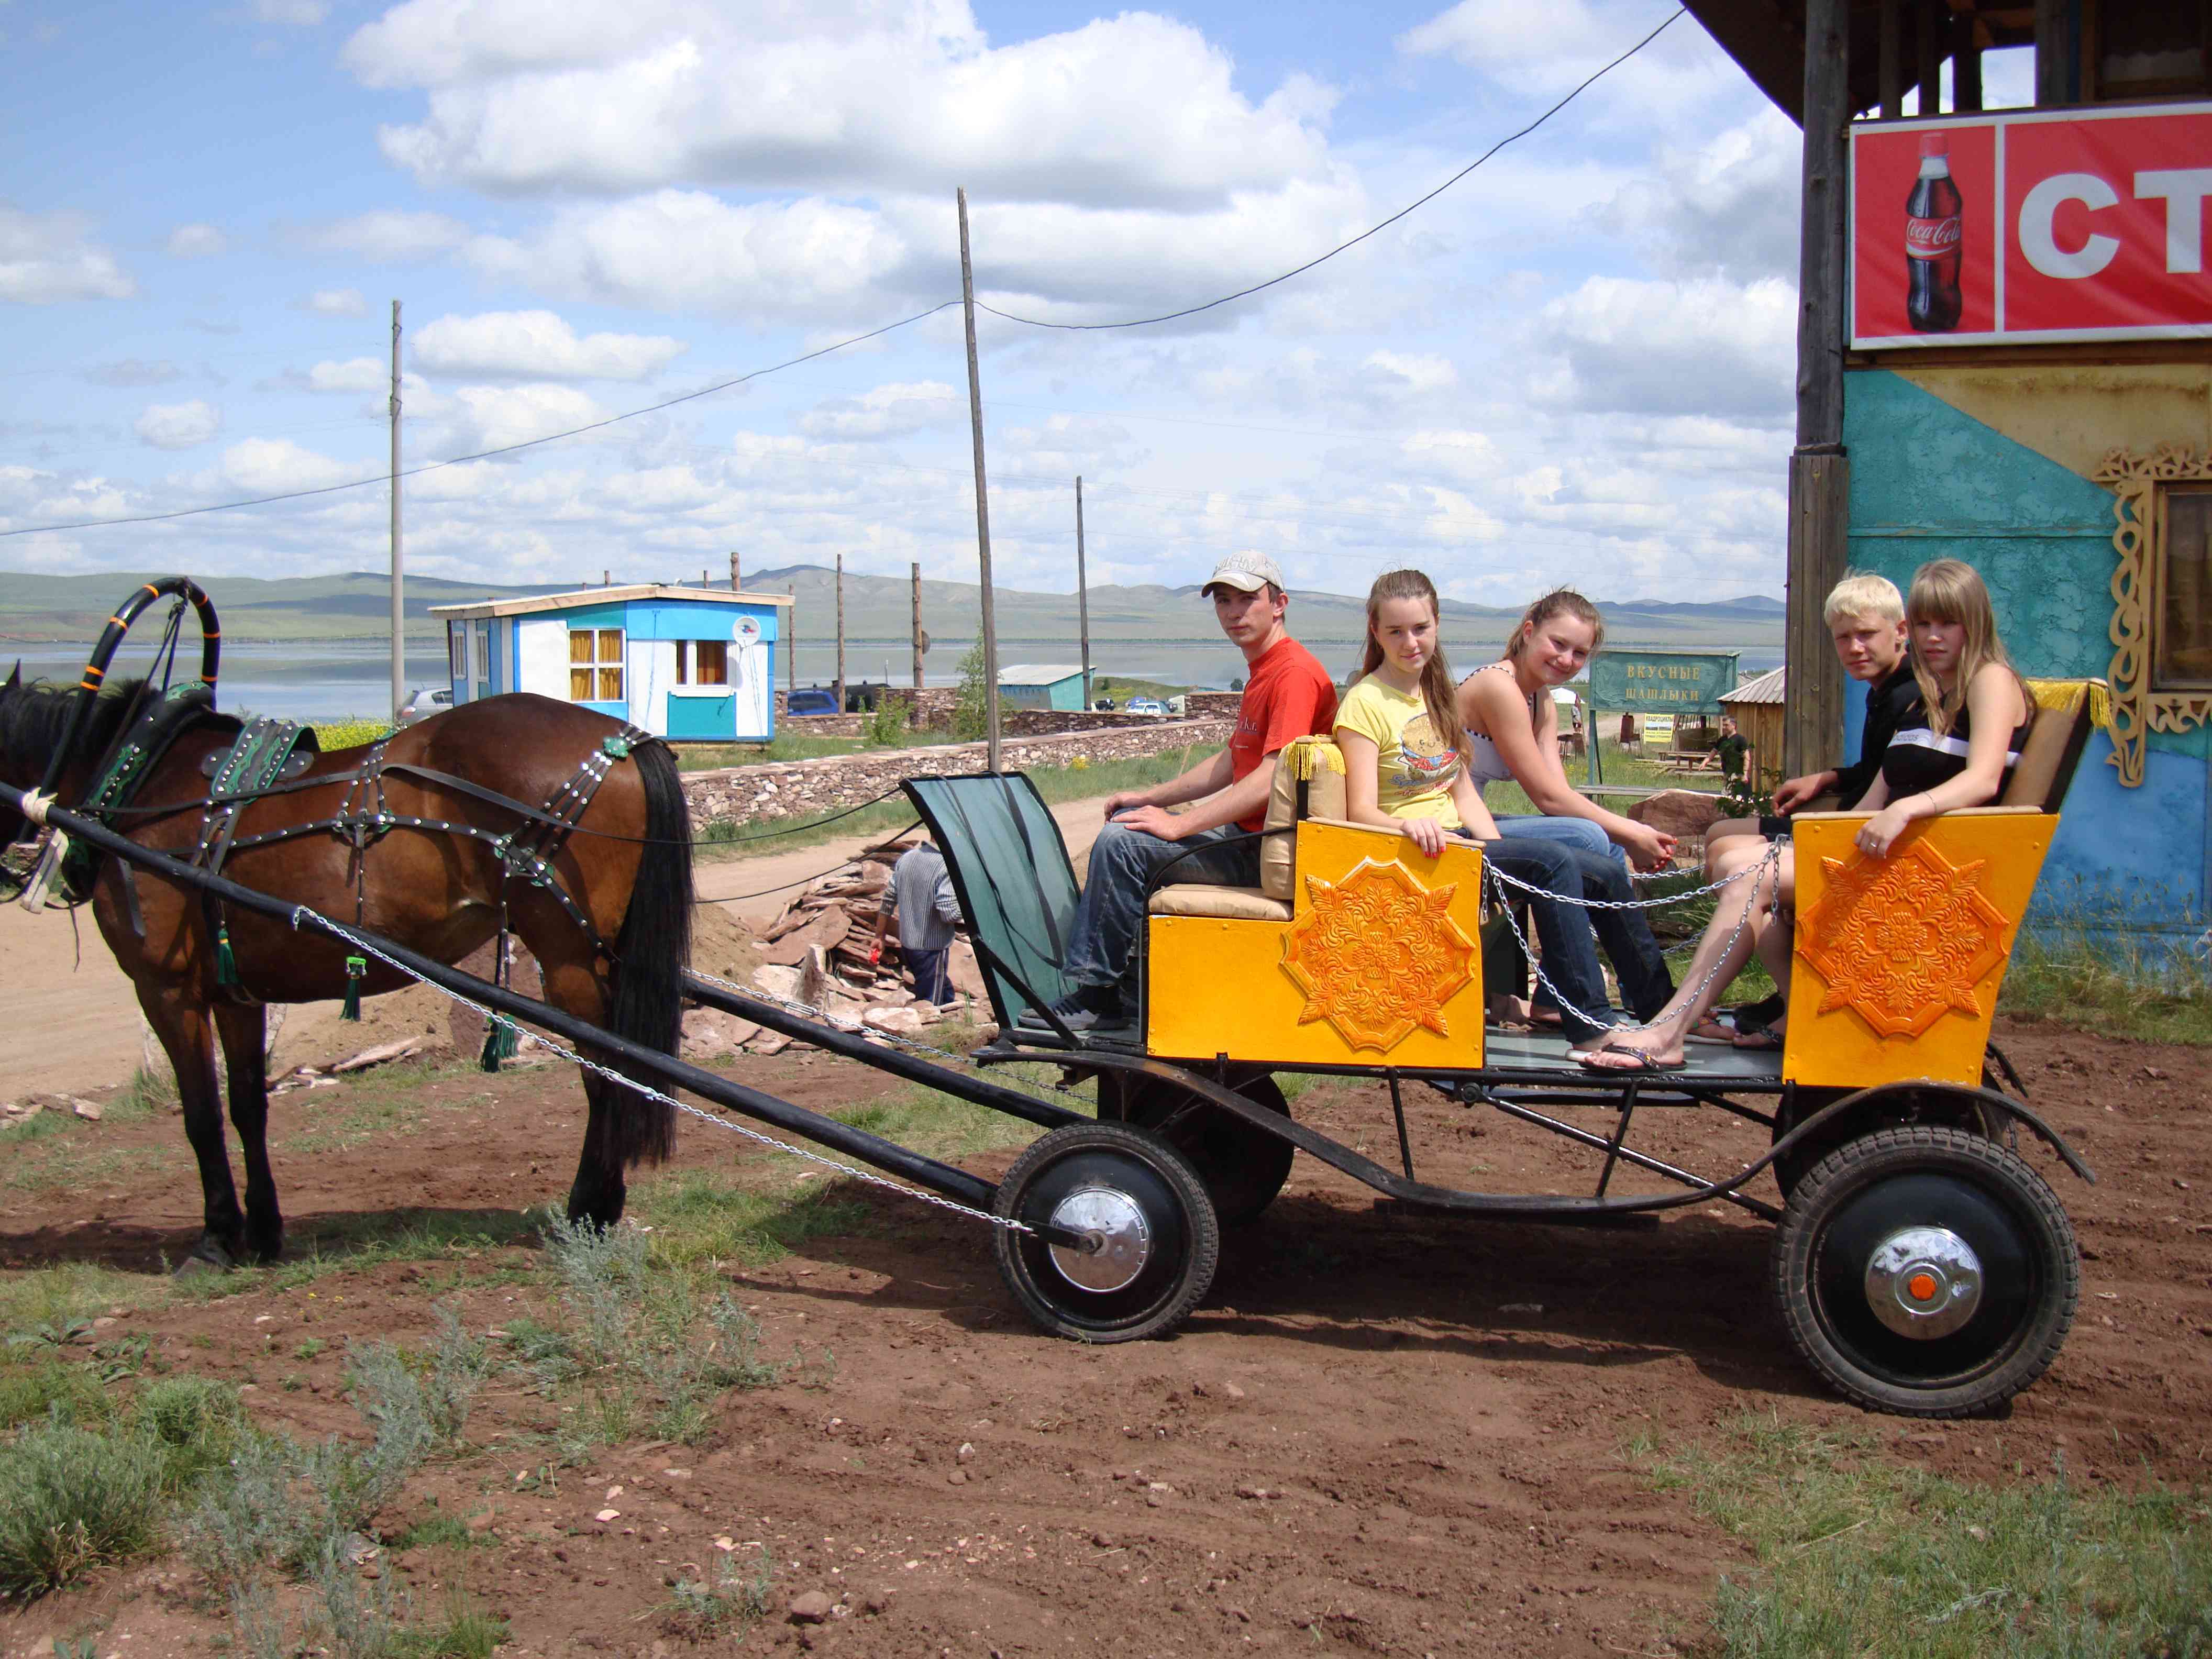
<box><xmin>993</xmin><ymin>1122</ymin><xmax>1219</xmax><ymax>1344</ymax></box>
<box><xmin>1773</xmin><ymin>1126</ymin><xmax>2078</xmax><ymax>1418</ymax></box>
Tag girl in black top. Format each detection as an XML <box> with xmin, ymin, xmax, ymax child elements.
<box><xmin>1852</xmin><ymin>559</ymin><xmax>2033</xmax><ymax>860</ymax></box>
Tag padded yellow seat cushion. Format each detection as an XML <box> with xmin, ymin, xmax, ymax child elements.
<box><xmin>1260</xmin><ymin>737</ymin><xmax>1345</xmax><ymax>902</ymax></box>
<box><xmin>1146</xmin><ymin>884</ymin><xmax>1293</xmax><ymax>921</ymax></box>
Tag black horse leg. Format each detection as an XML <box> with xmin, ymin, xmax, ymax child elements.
<box><xmin>137</xmin><ymin>983</ymin><xmax>244</xmax><ymax>1270</ymax></box>
<box><xmin>213</xmin><ymin>1002</ymin><xmax>283</xmax><ymax>1263</ymax></box>
<box><xmin>566</xmin><ymin>1065</ymin><xmax>631</xmax><ymax>1230</ymax></box>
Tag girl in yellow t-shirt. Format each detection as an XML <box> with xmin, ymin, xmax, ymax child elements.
<box><xmin>1333</xmin><ymin>570</ymin><xmax>1627</xmax><ymax>1048</ymax></box>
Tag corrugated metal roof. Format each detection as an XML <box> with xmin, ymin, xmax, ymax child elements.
<box><xmin>996</xmin><ymin>664</ymin><xmax>1086</xmax><ymax>685</ymax></box>
<box><xmin>1720</xmin><ymin>666</ymin><xmax>1786</xmax><ymax>705</ymax></box>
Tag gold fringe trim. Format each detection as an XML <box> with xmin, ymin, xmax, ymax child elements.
<box><xmin>2024</xmin><ymin>677</ymin><xmax>2113</xmax><ymax>733</ymax></box>
<box><xmin>1285</xmin><ymin>736</ymin><xmax>1345</xmax><ymax>780</ymax></box>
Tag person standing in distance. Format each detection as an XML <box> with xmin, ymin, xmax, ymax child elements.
<box><xmin>1022</xmin><ymin>552</ymin><xmax>1337</xmax><ymax>1034</ymax></box>
<box><xmin>870</xmin><ymin>837</ymin><xmax>963</xmax><ymax>1008</ymax></box>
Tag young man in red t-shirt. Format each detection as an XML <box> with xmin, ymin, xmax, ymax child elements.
<box><xmin>1022</xmin><ymin>552</ymin><xmax>1338</xmax><ymax>1034</ymax></box>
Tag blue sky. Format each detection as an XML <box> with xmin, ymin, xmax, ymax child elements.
<box><xmin>2</xmin><ymin>1</ymin><xmax>2033</xmax><ymax>604</ymax></box>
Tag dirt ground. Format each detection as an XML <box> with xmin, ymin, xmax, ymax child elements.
<box><xmin>1</xmin><ymin>1012</ymin><xmax>2206</xmax><ymax>1658</ymax></box>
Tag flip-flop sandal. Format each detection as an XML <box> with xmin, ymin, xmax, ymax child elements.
<box><xmin>1731</xmin><ymin>1025</ymin><xmax>1785</xmax><ymax>1051</ymax></box>
<box><xmin>1685</xmin><ymin>1017</ymin><xmax>1737</xmax><ymax>1045</ymax></box>
<box><xmin>1574</xmin><ymin>1048</ymin><xmax>1689</xmax><ymax>1074</ymax></box>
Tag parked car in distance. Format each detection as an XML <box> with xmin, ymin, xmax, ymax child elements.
<box><xmin>1125</xmin><ymin>696</ymin><xmax>1167</xmax><ymax>717</ymax></box>
<box><xmin>1092</xmin><ymin>698</ymin><xmax>1116</xmax><ymax>712</ymax></box>
<box><xmin>786</xmin><ymin>688</ymin><xmax>840</xmax><ymax>716</ymax></box>
<box><xmin>395</xmin><ymin>687</ymin><xmax>453</xmax><ymax>726</ymax></box>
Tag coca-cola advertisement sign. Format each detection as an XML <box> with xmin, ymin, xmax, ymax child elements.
<box><xmin>1852</xmin><ymin>102</ymin><xmax>2212</xmax><ymax>348</ymax></box>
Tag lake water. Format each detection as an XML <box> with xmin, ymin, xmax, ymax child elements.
<box><xmin>7</xmin><ymin>636</ymin><xmax>1786</xmax><ymax>723</ymax></box>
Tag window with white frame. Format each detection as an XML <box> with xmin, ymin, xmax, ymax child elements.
<box><xmin>569</xmin><ymin>627</ymin><xmax>625</xmax><ymax>702</ymax></box>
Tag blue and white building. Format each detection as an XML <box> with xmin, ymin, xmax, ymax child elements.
<box><xmin>997</xmin><ymin>665</ymin><xmax>1088</xmax><ymax>712</ymax></box>
<box><xmin>429</xmin><ymin>584</ymin><xmax>792</xmax><ymax>743</ymax></box>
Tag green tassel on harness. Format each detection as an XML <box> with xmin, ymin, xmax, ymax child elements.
<box><xmin>479</xmin><ymin>1015</ymin><xmax>518</xmax><ymax>1072</ymax></box>
<box><xmin>214</xmin><ymin>924</ymin><xmax>239</xmax><ymax>989</ymax></box>
<box><xmin>340</xmin><ymin>956</ymin><xmax>367</xmax><ymax>1021</ymax></box>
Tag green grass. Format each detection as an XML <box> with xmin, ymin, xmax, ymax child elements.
<box><xmin>1636</xmin><ymin>1412</ymin><xmax>2212</xmax><ymax>1658</ymax></box>
<box><xmin>2000</xmin><ymin>916</ymin><xmax>2212</xmax><ymax>1046</ymax></box>
<box><xmin>696</xmin><ymin>742</ymin><xmax>1221</xmax><ymax>863</ymax></box>
<box><xmin>1089</xmin><ymin>675</ymin><xmax>1192</xmax><ymax>704</ymax></box>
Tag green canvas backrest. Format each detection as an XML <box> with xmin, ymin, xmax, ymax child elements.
<box><xmin>902</xmin><ymin>772</ymin><xmax>1078</xmax><ymax>1030</ymax></box>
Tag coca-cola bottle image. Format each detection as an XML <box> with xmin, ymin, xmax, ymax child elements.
<box><xmin>1906</xmin><ymin>132</ymin><xmax>1963</xmax><ymax>331</ymax></box>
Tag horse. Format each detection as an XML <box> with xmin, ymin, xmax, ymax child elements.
<box><xmin>0</xmin><ymin>669</ymin><xmax>693</xmax><ymax>1271</ymax></box>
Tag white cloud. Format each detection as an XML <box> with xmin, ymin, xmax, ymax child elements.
<box><xmin>135</xmin><ymin>399</ymin><xmax>222</xmax><ymax>450</ymax></box>
<box><xmin>1402</xmin><ymin>428</ymin><xmax>1507</xmax><ymax>480</ymax></box>
<box><xmin>165</xmin><ymin>223</ymin><xmax>228</xmax><ymax>258</ymax></box>
<box><xmin>1361</xmin><ymin>350</ymin><xmax>1457</xmax><ymax>397</ymax></box>
<box><xmin>348</xmin><ymin>2</ymin><xmax>1335</xmax><ymax>209</ymax></box>
<box><xmin>0</xmin><ymin>204</ymin><xmax>134</xmax><ymax>302</ymax></box>
<box><xmin>305</xmin><ymin>286</ymin><xmax>369</xmax><ymax>315</ymax></box>
<box><xmin>298</xmin><ymin>208</ymin><xmax>470</xmax><ymax>261</ymax></box>
<box><xmin>1535</xmin><ymin>274</ymin><xmax>1795</xmax><ymax>418</ymax></box>
<box><xmin>1594</xmin><ymin>107</ymin><xmax>1801</xmax><ymax>280</ymax></box>
<box><xmin>255</xmin><ymin>0</ymin><xmax>329</xmax><ymax>20</ymax></box>
<box><xmin>798</xmin><ymin>380</ymin><xmax>959</xmax><ymax>440</ymax></box>
<box><xmin>221</xmin><ymin>438</ymin><xmax>360</xmax><ymax>493</ymax></box>
<box><xmin>411</xmin><ymin>309</ymin><xmax>686</xmax><ymax>382</ymax></box>
<box><xmin>307</xmin><ymin>357</ymin><xmax>388</xmax><ymax>393</ymax></box>
<box><xmin>446</xmin><ymin>383</ymin><xmax>607</xmax><ymax>452</ymax></box>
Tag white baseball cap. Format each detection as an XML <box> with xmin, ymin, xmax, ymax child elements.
<box><xmin>1201</xmin><ymin>551</ymin><xmax>1286</xmax><ymax>596</ymax></box>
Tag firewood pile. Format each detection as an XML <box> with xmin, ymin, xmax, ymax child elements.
<box><xmin>684</xmin><ymin>838</ymin><xmax>992</xmax><ymax>1059</ymax></box>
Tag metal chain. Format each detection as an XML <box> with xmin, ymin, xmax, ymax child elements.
<box><xmin>291</xmin><ymin>911</ymin><xmax>1038</xmax><ymax>1237</ymax></box>
<box><xmin>1483</xmin><ymin>845</ymin><xmax>1779</xmax><ymax>912</ymax></box>
<box><xmin>685</xmin><ymin>964</ymin><xmax>1103</xmax><ymax>1112</ymax></box>
<box><xmin>1487</xmin><ymin>839</ymin><xmax>1784</xmax><ymax>1037</ymax></box>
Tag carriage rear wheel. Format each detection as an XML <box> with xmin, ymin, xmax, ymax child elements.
<box><xmin>993</xmin><ymin>1122</ymin><xmax>1219</xmax><ymax>1344</ymax></box>
<box><xmin>1115</xmin><ymin>1073</ymin><xmax>1295</xmax><ymax>1226</ymax></box>
<box><xmin>1773</xmin><ymin>1126</ymin><xmax>2078</xmax><ymax>1418</ymax></box>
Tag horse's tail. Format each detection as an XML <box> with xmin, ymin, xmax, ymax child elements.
<box><xmin>605</xmin><ymin>737</ymin><xmax>692</xmax><ymax>1167</ymax></box>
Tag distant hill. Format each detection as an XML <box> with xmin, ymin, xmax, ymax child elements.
<box><xmin>0</xmin><ymin>566</ymin><xmax>1784</xmax><ymax>654</ymax></box>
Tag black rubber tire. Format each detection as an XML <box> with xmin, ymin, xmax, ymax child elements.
<box><xmin>1119</xmin><ymin>1074</ymin><xmax>1295</xmax><ymax>1226</ymax></box>
<box><xmin>1773</xmin><ymin>1126</ymin><xmax>2079</xmax><ymax>1418</ymax></box>
<box><xmin>992</xmin><ymin>1121</ymin><xmax>1220</xmax><ymax>1344</ymax></box>
<box><xmin>1770</xmin><ymin>1087</ymin><xmax>2006</xmax><ymax>1199</ymax></box>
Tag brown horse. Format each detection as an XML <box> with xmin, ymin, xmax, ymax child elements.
<box><xmin>0</xmin><ymin>673</ymin><xmax>692</xmax><ymax>1270</ymax></box>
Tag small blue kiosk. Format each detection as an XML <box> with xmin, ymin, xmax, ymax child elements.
<box><xmin>429</xmin><ymin>584</ymin><xmax>792</xmax><ymax>743</ymax></box>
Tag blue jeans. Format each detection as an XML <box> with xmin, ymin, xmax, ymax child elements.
<box><xmin>1487</xmin><ymin>817</ymin><xmax>1674</xmax><ymax>1022</ymax></box>
<box><xmin>1063</xmin><ymin>821</ymin><xmax>1262</xmax><ymax>997</ymax></box>
<box><xmin>1468</xmin><ymin>835</ymin><xmax>1620</xmax><ymax>1046</ymax></box>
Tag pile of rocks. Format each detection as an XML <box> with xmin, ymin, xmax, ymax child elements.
<box><xmin>681</xmin><ymin>840</ymin><xmax>990</xmax><ymax>1059</ymax></box>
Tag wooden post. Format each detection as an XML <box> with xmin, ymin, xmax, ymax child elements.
<box><xmin>911</xmin><ymin>562</ymin><xmax>924</xmax><ymax>693</ymax></box>
<box><xmin>1075</xmin><ymin>476</ymin><xmax>1092</xmax><ymax>713</ymax></box>
<box><xmin>787</xmin><ymin>584</ymin><xmax>796</xmax><ymax>697</ymax></box>
<box><xmin>1785</xmin><ymin>0</ymin><xmax>1852</xmax><ymax>779</ymax></box>
<box><xmin>2033</xmin><ymin>0</ymin><xmax>2072</xmax><ymax>106</ymax></box>
<box><xmin>729</xmin><ymin>550</ymin><xmax>740</xmax><ymax>592</ymax></box>
<box><xmin>388</xmin><ymin>300</ymin><xmax>404</xmax><ymax>721</ymax></box>
<box><xmin>957</xmin><ymin>186</ymin><xmax>1002</xmax><ymax>772</ymax></box>
<box><xmin>1953</xmin><ymin>14</ymin><xmax>1983</xmax><ymax>112</ymax></box>
<box><xmin>1878</xmin><ymin>0</ymin><xmax>1903</xmax><ymax>118</ymax></box>
<box><xmin>834</xmin><ymin>554</ymin><xmax>846</xmax><ymax>717</ymax></box>
<box><xmin>1916</xmin><ymin>0</ymin><xmax>1943</xmax><ymax>115</ymax></box>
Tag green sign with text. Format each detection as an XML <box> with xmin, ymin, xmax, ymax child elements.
<box><xmin>1587</xmin><ymin>650</ymin><xmax>1739</xmax><ymax>715</ymax></box>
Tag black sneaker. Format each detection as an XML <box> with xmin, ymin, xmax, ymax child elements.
<box><xmin>1017</xmin><ymin>985</ymin><xmax>1131</xmax><ymax>1034</ymax></box>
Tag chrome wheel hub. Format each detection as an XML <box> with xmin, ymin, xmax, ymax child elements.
<box><xmin>1864</xmin><ymin>1225</ymin><xmax>1983</xmax><ymax>1339</ymax></box>
<box><xmin>1048</xmin><ymin>1185</ymin><xmax>1151</xmax><ymax>1293</ymax></box>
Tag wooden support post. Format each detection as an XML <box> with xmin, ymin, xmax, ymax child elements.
<box><xmin>1075</xmin><ymin>476</ymin><xmax>1092</xmax><ymax>713</ymax></box>
<box><xmin>1785</xmin><ymin>0</ymin><xmax>1852</xmax><ymax>779</ymax></box>
<box><xmin>729</xmin><ymin>550</ymin><xmax>740</xmax><ymax>592</ymax></box>
<box><xmin>834</xmin><ymin>554</ymin><xmax>846</xmax><ymax>717</ymax></box>
<box><xmin>1954</xmin><ymin>18</ymin><xmax>1983</xmax><ymax>111</ymax></box>
<box><xmin>911</xmin><ymin>562</ymin><xmax>924</xmax><ymax>693</ymax></box>
<box><xmin>1916</xmin><ymin>0</ymin><xmax>1943</xmax><ymax>115</ymax></box>
<box><xmin>2034</xmin><ymin>0</ymin><xmax>2072</xmax><ymax>106</ymax></box>
<box><xmin>787</xmin><ymin>584</ymin><xmax>796</xmax><ymax>697</ymax></box>
<box><xmin>1879</xmin><ymin>0</ymin><xmax>1903</xmax><ymax>118</ymax></box>
<box><xmin>388</xmin><ymin>299</ymin><xmax>404</xmax><ymax>722</ymax></box>
<box><xmin>957</xmin><ymin>186</ymin><xmax>1003</xmax><ymax>772</ymax></box>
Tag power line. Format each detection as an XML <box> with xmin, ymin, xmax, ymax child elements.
<box><xmin>975</xmin><ymin>8</ymin><xmax>1685</xmax><ymax>333</ymax></box>
<box><xmin>1</xmin><ymin>302</ymin><xmax>962</xmax><ymax>539</ymax></box>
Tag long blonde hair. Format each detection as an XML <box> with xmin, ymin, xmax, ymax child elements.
<box><xmin>1906</xmin><ymin>559</ymin><xmax>2028</xmax><ymax>738</ymax></box>
<box><xmin>1359</xmin><ymin>569</ymin><xmax>1465</xmax><ymax>758</ymax></box>
<box><xmin>1505</xmin><ymin>588</ymin><xmax>1605</xmax><ymax>663</ymax></box>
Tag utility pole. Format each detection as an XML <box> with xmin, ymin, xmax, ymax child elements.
<box><xmin>787</xmin><ymin>583</ymin><xmax>797</xmax><ymax>699</ymax></box>
<box><xmin>910</xmin><ymin>562</ymin><xmax>924</xmax><ymax>693</ymax></box>
<box><xmin>957</xmin><ymin>187</ymin><xmax>1002</xmax><ymax>771</ymax></box>
<box><xmin>1075</xmin><ymin>476</ymin><xmax>1092</xmax><ymax>713</ymax></box>
<box><xmin>729</xmin><ymin>550</ymin><xmax>740</xmax><ymax>592</ymax></box>
<box><xmin>388</xmin><ymin>299</ymin><xmax>404</xmax><ymax>721</ymax></box>
<box><xmin>834</xmin><ymin>555</ymin><xmax>846</xmax><ymax>716</ymax></box>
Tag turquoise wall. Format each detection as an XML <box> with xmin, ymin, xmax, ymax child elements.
<box><xmin>1844</xmin><ymin>367</ymin><xmax>2209</xmax><ymax>956</ymax></box>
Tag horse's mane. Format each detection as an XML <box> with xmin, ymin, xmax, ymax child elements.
<box><xmin>0</xmin><ymin>676</ymin><xmax>151</xmax><ymax>772</ymax></box>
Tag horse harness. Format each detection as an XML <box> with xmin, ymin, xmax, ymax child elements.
<box><xmin>68</xmin><ymin>705</ymin><xmax>656</xmax><ymax>1001</ymax></box>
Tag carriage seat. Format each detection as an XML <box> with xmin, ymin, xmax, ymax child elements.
<box><xmin>2001</xmin><ymin>678</ymin><xmax>2101</xmax><ymax>812</ymax></box>
<box><xmin>1146</xmin><ymin>736</ymin><xmax>1346</xmax><ymax>922</ymax></box>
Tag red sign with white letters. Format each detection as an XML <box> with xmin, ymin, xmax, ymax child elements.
<box><xmin>1852</xmin><ymin>103</ymin><xmax>2212</xmax><ymax>348</ymax></box>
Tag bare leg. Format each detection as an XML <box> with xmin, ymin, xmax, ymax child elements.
<box><xmin>1702</xmin><ymin>817</ymin><xmax>1763</xmax><ymax>880</ymax></box>
<box><xmin>213</xmin><ymin>1003</ymin><xmax>283</xmax><ymax>1263</ymax></box>
<box><xmin>1584</xmin><ymin>842</ymin><xmax>1794</xmax><ymax>1068</ymax></box>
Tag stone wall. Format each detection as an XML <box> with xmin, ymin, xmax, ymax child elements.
<box><xmin>771</xmin><ymin>699</ymin><xmax>1203</xmax><ymax>740</ymax></box>
<box><xmin>682</xmin><ymin>717</ymin><xmax>1232</xmax><ymax>831</ymax></box>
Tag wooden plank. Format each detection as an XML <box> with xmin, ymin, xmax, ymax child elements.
<box><xmin>1955</xmin><ymin>19</ymin><xmax>1984</xmax><ymax>111</ymax></box>
<box><xmin>2033</xmin><ymin>0</ymin><xmax>2070</xmax><ymax>105</ymax></box>
<box><xmin>1917</xmin><ymin>0</ymin><xmax>1945</xmax><ymax>114</ymax></box>
<box><xmin>1784</xmin><ymin>454</ymin><xmax>1852</xmax><ymax>777</ymax></box>
<box><xmin>1879</xmin><ymin>0</ymin><xmax>1904</xmax><ymax>117</ymax></box>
